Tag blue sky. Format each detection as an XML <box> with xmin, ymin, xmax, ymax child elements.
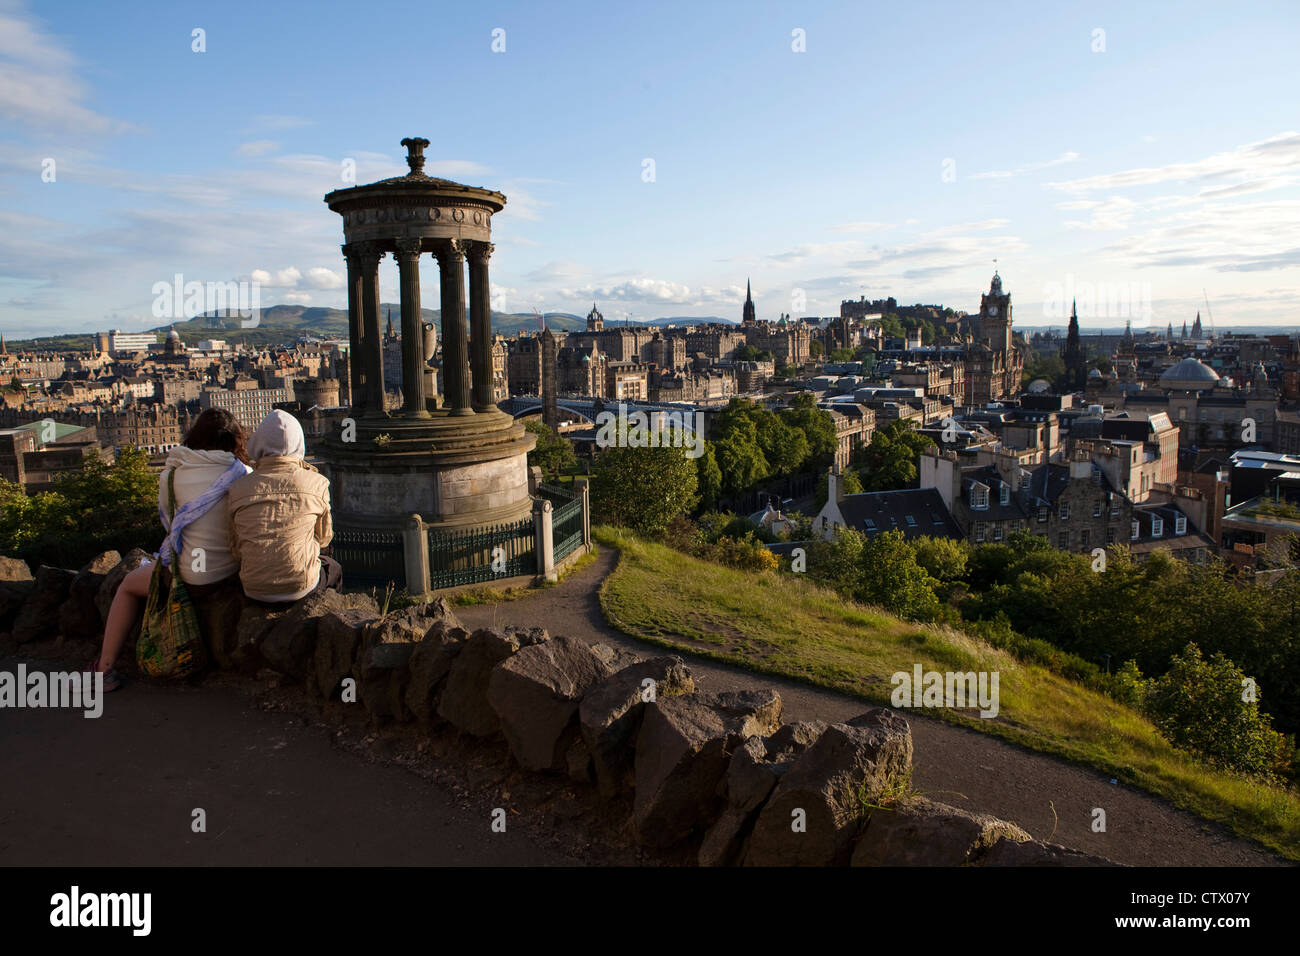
<box><xmin>2</xmin><ymin>0</ymin><xmax>1298</xmax><ymax>339</ymax></box>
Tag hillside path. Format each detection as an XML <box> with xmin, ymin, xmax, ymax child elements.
<box><xmin>456</xmin><ymin>547</ymin><xmax>1287</xmax><ymax>866</ymax></box>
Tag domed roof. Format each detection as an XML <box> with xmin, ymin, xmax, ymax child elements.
<box><xmin>1027</xmin><ymin>378</ymin><xmax>1051</xmax><ymax>393</ymax></box>
<box><xmin>1160</xmin><ymin>357</ymin><xmax>1219</xmax><ymax>390</ymax></box>
<box><xmin>166</xmin><ymin>328</ymin><xmax>180</xmax><ymax>340</ymax></box>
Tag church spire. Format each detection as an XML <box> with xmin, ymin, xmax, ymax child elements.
<box><xmin>742</xmin><ymin>279</ymin><xmax>756</xmax><ymax>325</ymax></box>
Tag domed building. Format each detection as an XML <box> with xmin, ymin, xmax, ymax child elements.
<box><xmin>1158</xmin><ymin>357</ymin><xmax>1219</xmax><ymax>392</ymax></box>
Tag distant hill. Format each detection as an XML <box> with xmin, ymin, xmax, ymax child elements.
<box><xmin>7</xmin><ymin>307</ymin><xmax>746</xmax><ymax>352</ymax></box>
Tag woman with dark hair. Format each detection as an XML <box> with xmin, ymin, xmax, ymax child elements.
<box><xmin>87</xmin><ymin>408</ymin><xmax>252</xmax><ymax>690</ymax></box>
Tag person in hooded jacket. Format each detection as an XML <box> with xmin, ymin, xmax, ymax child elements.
<box><xmin>228</xmin><ymin>409</ymin><xmax>340</xmax><ymax>603</ymax></box>
<box><xmin>88</xmin><ymin>408</ymin><xmax>252</xmax><ymax>691</ymax></box>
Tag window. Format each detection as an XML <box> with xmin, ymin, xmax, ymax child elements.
<box><xmin>993</xmin><ymin>525</ymin><xmax>1004</xmax><ymax>542</ymax></box>
<box><xmin>970</xmin><ymin>485</ymin><xmax>989</xmax><ymax>510</ymax></box>
<box><xmin>1057</xmin><ymin>531</ymin><xmax>1070</xmax><ymax>549</ymax></box>
<box><xmin>999</xmin><ymin>484</ymin><xmax>1010</xmax><ymax>505</ymax></box>
<box><xmin>1131</xmin><ymin>520</ymin><xmax>1139</xmax><ymax>540</ymax></box>
<box><xmin>1080</xmin><ymin>529</ymin><xmax>1089</xmax><ymax>549</ymax></box>
<box><xmin>864</xmin><ymin>519</ymin><xmax>876</xmax><ymax>531</ymax></box>
<box><xmin>905</xmin><ymin>514</ymin><xmax>917</xmax><ymax>528</ymax></box>
<box><xmin>1175</xmin><ymin>515</ymin><xmax>1186</xmax><ymax>535</ymax></box>
<box><xmin>1093</xmin><ymin>500</ymin><xmax>1102</xmax><ymax>517</ymax></box>
<box><xmin>1106</xmin><ymin>527</ymin><xmax>1116</xmax><ymax>544</ymax></box>
<box><xmin>1151</xmin><ymin>517</ymin><xmax>1163</xmax><ymax>537</ymax></box>
<box><xmin>974</xmin><ymin>523</ymin><xmax>986</xmax><ymax>543</ymax></box>
<box><xmin>1037</xmin><ymin>506</ymin><xmax>1048</xmax><ymax>523</ymax></box>
<box><xmin>1059</xmin><ymin>501</ymin><xmax>1070</xmax><ymax>521</ymax></box>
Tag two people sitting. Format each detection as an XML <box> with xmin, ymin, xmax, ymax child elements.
<box><xmin>90</xmin><ymin>408</ymin><xmax>339</xmax><ymax>691</ymax></box>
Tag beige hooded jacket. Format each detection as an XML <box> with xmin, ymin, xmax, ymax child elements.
<box><xmin>227</xmin><ymin>410</ymin><xmax>333</xmax><ymax>602</ymax></box>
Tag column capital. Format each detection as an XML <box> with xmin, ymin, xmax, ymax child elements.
<box><xmin>347</xmin><ymin>239</ymin><xmax>386</xmax><ymax>266</ymax></box>
<box><xmin>467</xmin><ymin>240</ymin><xmax>495</xmax><ymax>264</ymax></box>
<box><xmin>435</xmin><ymin>238</ymin><xmax>468</xmax><ymax>264</ymax></box>
<box><xmin>393</xmin><ymin>237</ymin><xmax>424</xmax><ymax>260</ymax></box>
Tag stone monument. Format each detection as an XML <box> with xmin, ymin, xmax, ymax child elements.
<box><xmin>321</xmin><ymin>137</ymin><xmax>535</xmax><ymax>532</ymax></box>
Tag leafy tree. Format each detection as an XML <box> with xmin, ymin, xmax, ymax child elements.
<box><xmin>524</xmin><ymin>419</ymin><xmax>576</xmax><ymax>479</ymax></box>
<box><xmin>808</xmin><ymin>339</ymin><xmax>825</xmax><ymax>359</ymax></box>
<box><xmin>828</xmin><ymin>347</ymin><xmax>856</xmax><ymax>363</ymax></box>
<box><xmin>591</xmin><ymin>437</ymin><xmax>699</xmax><ymax>538</ymax></box>
<box><xmin>912</xmin><ymin>535</ymin><xmax>970</xmax><ymax>586</ymax></box>
<box><xmin>855</xmin><ymin>530</ymin><xmax>943</xmax><ymax>622</ymax></box>
<box><xmin>0</xmin><ymin>446</ymin><xmax>160</xmax><ymax>568</ymax></box>
<box><xmin>1143</xmin><ymin>643</ymin><xmax>1292</xmax><ymax>778</ymax></box>
<box><xmin>854</xmin><ymin>418</ymin><xmax>932</xmax><ymax>491</ymax></box>
<box><xmin>778</xmin><ymin>393</ymin><xmax>837</xmax><ymax>471</ymax></box>
<box><xmin>695</xmin><ymin>443</ymin><xmax>723</xmax><ymax>510</ymax></box>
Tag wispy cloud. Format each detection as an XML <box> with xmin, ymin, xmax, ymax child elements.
<box><xmin>0</xmin><ymin>3</ymin><xmax>131</xmax><ymax>134</ymax></box>
<box><xmin>1047</xmin><ymin>132</ymin><xmax>1300</xmax><ymax>193</ymax></box>
<box><xmin>971</xmin><ymin>151</ymin><xmax>1079</xmax><ymax>181</ymax></box>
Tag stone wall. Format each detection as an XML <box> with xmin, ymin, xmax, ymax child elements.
<box><xmin>0</xmin><ymin>551</ymin><xmax>1115</xmax><ymax>867</ymax></box>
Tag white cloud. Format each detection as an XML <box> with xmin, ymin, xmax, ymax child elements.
<box><xmin>1047</xmin><ymin>132</ymin><xmax>1300</xmax><ymax>194</ymax></box>
<box><xmin>237</xmin><ymin>140</ymin><xmax>280</xmax><ymax>158</ymax></box>
<box><xmin>0</xmin><ymin>4</ymin><xmax>130</xmax><ymax>134</ymax></box>
<box><xmin>283</xmin><ymin>291</ymin><xmax>312</xmax><ymax>305</ymax></box>
<box><xmin>303</xmin><ymin>267</ymin><xmax>343</xmax><ymax>290</ymax></box>
<box><xmin>971</xmin><ymin>152</ymin><xmax>1080</xmax><ymax>181</ymax></box>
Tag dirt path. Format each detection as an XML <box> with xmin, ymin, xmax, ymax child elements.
<box><xmin>456</xmin><ymin>547</ymin><xmax>1288</xmax><ymax>867</ymax></box>
<box><xmin>0</xmin><ymin>663</ymin><xmax>577</xmax><ymax>867</ymax></box>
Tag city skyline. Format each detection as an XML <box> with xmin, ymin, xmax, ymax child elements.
<box><xmin>2</xmin><ymin>0</ymin><xmax>1299</xmax><ymax>339</ymax></box>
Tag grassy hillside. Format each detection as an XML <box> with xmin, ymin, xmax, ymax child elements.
<box><xmin>594</xmin><ymin>526</ymin><xmax>1300</xmax><ymax>860</ymax></box>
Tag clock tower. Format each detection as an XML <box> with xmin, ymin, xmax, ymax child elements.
<box><xmin>978</xmin><ymin>271</ymin><xmax>1012</xmax><ymax>353</ymax></box>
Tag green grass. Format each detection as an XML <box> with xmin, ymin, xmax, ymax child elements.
<box><xmin>448</xmin><ymin>543</ymin><xmax>600</xmax><ymax>606</ymax></box>
<box><xmin>593</xmin><ymin>525</ymin><xmax>1300</xmax><ymax>861</ymax></box>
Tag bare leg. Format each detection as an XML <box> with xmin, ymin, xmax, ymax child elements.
<box><xmin>98</xmin><ymin>563</ymin><xmax>154</xmax><ymax>671</ymax></box>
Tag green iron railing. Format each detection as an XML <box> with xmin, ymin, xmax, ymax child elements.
<box><xmin>553</xmin><ymin>496</ymin><xmax>584</xmax><ymax>562</ymax></box>
<box><xmin>333</xmin><ymin>527</ymin><xmax>405</xmax><ymax>589</ymax></box>
<box><xmin>427</xmin><ymin>516</ymin><xmax>537</xmax><ymax>590</ymax></box>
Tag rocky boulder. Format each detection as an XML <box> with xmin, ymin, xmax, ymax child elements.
<box><xmin>12</xmin><ymin>565</ymin><xmax>76</xmax><ymax>644</ymax></box>
<box><xmin>355</xmin><ymin>641</ymin><xmax>417</xmax><ymax>723</ymax></box>
<box><xmin>231</xmin><ymin>603</ymin><xmax>284</xmax><ymax>673</ymax></box>
<box><xmin>579</xmin><ymin>657</ymin><xmax>694</xmax><ymax>798</ymax></box>
<box><xmin>745</xmin><ymin>708</ymin><xmax>913</xmax><ymax>867</ymax></box>
<box><xmin>850</xmin><ymin>797</ymin><xmax>1032</xmax><ymax>866</ymax></box>
<box><xmin>57</xmin><ymin>551</ymin><xmax>121</xmax><ymax>643</ymax></box>
<box><xmin>261</xmin><ymin>590</ymin><xmax>379</xmax><ymax>682</ymax></box>
<box><xmin>632</xmin><ymin>693</ymin><xmax>765</xmax><ymax>848</ymax></box>
<box><xmin>361</xmin><ymin>598</ymin><xmax>463</xmax><ymax>645</ymax></box>
<box><xmin>193</xmin><ymin>578</ymin><xmax>249</xmax><ymax>669</ymax></box>
<box><xmin>438</xmin><ymin>627</ymin><xmax>548</xmax><ymax>737</ymax></box>
<box><xmin>487</xmin><ymin>635</ymin><xmax>613</xmax><ymax>772</ymax></box>
<box><xmin>0</xmin><ymin>556</ymin><xmax>34</xmax><ymax>631</ymax></box>
<box><xmin>405</xmin><ymin>625</ymin><xmax>468</xmax><ymax>725</ymax></box>
<box><xmin>978</xmin><ymin>838</ymin><xmax>1120</xmax><ymax>867</ymax></box>
<box><xmin>312</xmin><ymin>607</ymin><xmax>377</xmax><ymax>699</ymax></box>
<box><xmin>706</xmin><ymin>688</ymin><xmax>784</xmax><ymax>738</ymax></box>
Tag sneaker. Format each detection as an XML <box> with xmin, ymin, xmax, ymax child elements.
<box><xmin>84</xmin><ymin>658</ymin><xmax>124</xmax><ymax>692</ymax></box>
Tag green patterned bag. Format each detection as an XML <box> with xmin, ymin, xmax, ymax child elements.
<box><xmin>136</xmin><ymin>470</ymin><xmax>209</xmax><ymax>679</ymax></box>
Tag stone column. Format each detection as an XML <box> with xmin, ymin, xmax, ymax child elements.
<box><xmin>393</xmin><ymin>238</ymin><xmax>429</xmax><ymax>418</ymax></box>
<box><xmin>436</xmin><ymin>239</ymin><xmax>472</xmax><ymax>416</ymax></box>
<box><xmin>342</xmin><ymin>244</ymin><xmax>366</xmax><ymax>413</ymax></box>
<box><xmin>467</xmin><ymin>241</ymin><xmax>495</xmax><ymax>410</ymax></box>
<box><xmin>574</xmin><ymin>476</ymin><xmax>591</xmax><ymax>548</ymax></box>
<box><xmin>403</xmin><ymin>513</ymin><xmax>430</xmax><ymax>595</ymax></box>
<box><xmin>354</xmin><ymin>240</ymin><xmax>386</xmax><ymax>418</ymax></box>
<box><xmin>533</xmin><ymin>497</ymin><xmax>556</xmax><ymax>583</ymax></box>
